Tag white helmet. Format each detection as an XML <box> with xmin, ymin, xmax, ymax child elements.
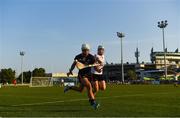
<box><xmin>98</xmin><ymin>45</ymin><xmax>104</xmax><ymax>50</ymax></box>
<box><xmin>81</xmin><ymin>44</ymin><xmax>90</xmax><ymax>50</ymax></box>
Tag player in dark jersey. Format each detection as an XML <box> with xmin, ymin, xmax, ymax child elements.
<box><xmin>65</xmin><ymin>44</ymin><xmax>100</xmax><ymax>110</ymax></box>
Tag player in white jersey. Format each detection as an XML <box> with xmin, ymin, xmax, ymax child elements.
<box><xmin>91</xmin><ymin>45</ymin><xmax>106</xmax><ymax>96</ymax></box>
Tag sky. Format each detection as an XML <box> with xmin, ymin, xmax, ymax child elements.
<box><xmin>0</xmin><ymin>0</ymin><xmax>180</xmax><ymax>74</ymax></box>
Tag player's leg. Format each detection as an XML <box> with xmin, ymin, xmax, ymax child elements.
<box><xmin>92</xmin><ymin>74</ymin><xmax>99</xmax><ymax>96</ymax></box>
<box><xmin>99</xmin><ymin>80</ymin><xmax>106</xmax><ymax>91</ymax></box>
<box><xmin>80</xmin><ymin>76</ymin><xmax>95</xmax><ymax>100</ymax></box>
<box><xmin>69</xmin><ymin>84</ymin><xmax>84</xmax><ymax>92</ymax></box>
<box><xmin>93</xmin><ymin>80</ymin><xmax>99</xmax><ymax>96</ymax></box>
<box><xmin>64</xmin><ymin>75</ymin><xmax>84</xmax><ymax>93</ymax></box>
<box><xmin>64</xmin><ymin>83</ymin><xmax>84</xmax><ymax>93</ymax></box>
<box><xmin>98</xmin><ymin>76</ymin><xmax>106</xmax><ymax>91</ymax></box>
<box><xmin>81</xmin><ymin>76</ymin><xmax>99</xmax><ymax>109</ymax></box>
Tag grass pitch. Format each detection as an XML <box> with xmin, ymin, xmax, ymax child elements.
<box><xmin>0</xmin><ymin>85</ymin><xmax>179</xmax><ymax>117</ymax></box>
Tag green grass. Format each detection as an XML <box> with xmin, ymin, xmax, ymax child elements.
<box><xmin>0</xmin><ymin>85</ymin><xmax>180</xmax><ymax>117</ymax></box>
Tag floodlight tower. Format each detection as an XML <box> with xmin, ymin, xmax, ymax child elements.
<box><xmin>20</xmin><ymin>51</ymin><xmax>25</xmax><ymax>84</ymax></box>
<box><xmin>157</xmin><ymin>20</ymin><xmax>168</xmax><ymax>80</ymax></box>
<box><xmin>117</xmin><ymin>32</ymin><xmax>125</xmax><ymax>83</ymax></box>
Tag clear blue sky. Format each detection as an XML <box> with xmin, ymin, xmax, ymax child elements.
<box><xmin>0</xmin><ymin>0</ymin><xmax>180</xmax><ymax>74</ymax></box>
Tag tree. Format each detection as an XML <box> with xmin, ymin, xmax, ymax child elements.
<box><xmin>17</xmin><ymin>71</ymin><xmax>31</xmax><ymax>83</ymax></box>
<box><xmin>127</xmin><ymin>70</ymin><xmax>137</xmax><ymax>80</ymax></box>
<box><xmin>32</xmin><ymin>68</ymin><xmax>46</xmax><ymax>77</ymax></box>
<box><xmin>0</xmin><ymin>68</ymin><xmax>16</xmax><ymax>84</ymax></box>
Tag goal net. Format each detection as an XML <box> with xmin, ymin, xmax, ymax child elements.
<box><xmin>30</xmin><ymin>77</ymin><xmax>53</xmax><ymax>87</ymax></box>
<box><xmin>30</xmin><ymin>77</ymin><xmax>78</xmax><ymax>87</ymax></box>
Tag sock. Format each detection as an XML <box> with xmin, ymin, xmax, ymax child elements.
<box><xmin>89</xmin><ymin>99</ymin><xmax>96</xmax><ymax>105</ymax></box>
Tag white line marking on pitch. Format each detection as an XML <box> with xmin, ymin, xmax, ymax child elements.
<box><xmin>10</xmin><ymin>93</ymin><xmax>169</xmax><ymax>107</ymax></box>
<box><xmin>0</xmin><ymin>94</ymin><xmax>60</xmax><ymax>100</ymax></box>
<box><xmin>11</xmin><ymin>98</ymin><xmax>87</xmax><ymax>107</ymax></box>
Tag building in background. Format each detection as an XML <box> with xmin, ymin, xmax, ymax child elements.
<box><xmin>103</xmin><ymin>48</ymin><xmax>180</xmax><ymax>81</ymax></box>
<box><xmin>150</xmin><ymin>48</ymin><xmax>180</xmax><ymax>69</ymax></box>
<box><xmin>103</xmin><ymin>63</ymin><xmax>157</xmax><ymax>81</ymax></box>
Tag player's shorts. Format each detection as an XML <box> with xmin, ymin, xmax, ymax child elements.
<box><xmin>92</xmin><ymin>74</ymin><xmax>104</xmax><ymax>81</ymax></box>
<box><xmin>78</xmin><ymin>73</ymin><xmax>92</xmax><ymax>84</ymax></box>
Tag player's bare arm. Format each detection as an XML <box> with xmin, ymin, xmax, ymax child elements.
<box><xmin>67</xmin><ymin>61</ymin><xmax>76</xmax><ymax>76</ymax></box>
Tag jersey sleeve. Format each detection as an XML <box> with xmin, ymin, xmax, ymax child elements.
<box><xmin>74</xmin><ymin>55</ymin><xmax>78</xmax><ymax>61</ymax></box>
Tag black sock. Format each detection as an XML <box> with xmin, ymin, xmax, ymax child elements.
<box><xmin>89</xmin><ymin>99</ymin><xmax>96</xmax><ymax>105</ymax></box>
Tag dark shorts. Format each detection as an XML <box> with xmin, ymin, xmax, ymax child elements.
<box><xmin>92</xmin><ymin>74</ymin><xmax>104</xmax><ymax>81</ymax></box>
<box><xmin>78</xmin><ymin>73</ymin><xmax>92</xmax><ymax>83</ymax></box>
